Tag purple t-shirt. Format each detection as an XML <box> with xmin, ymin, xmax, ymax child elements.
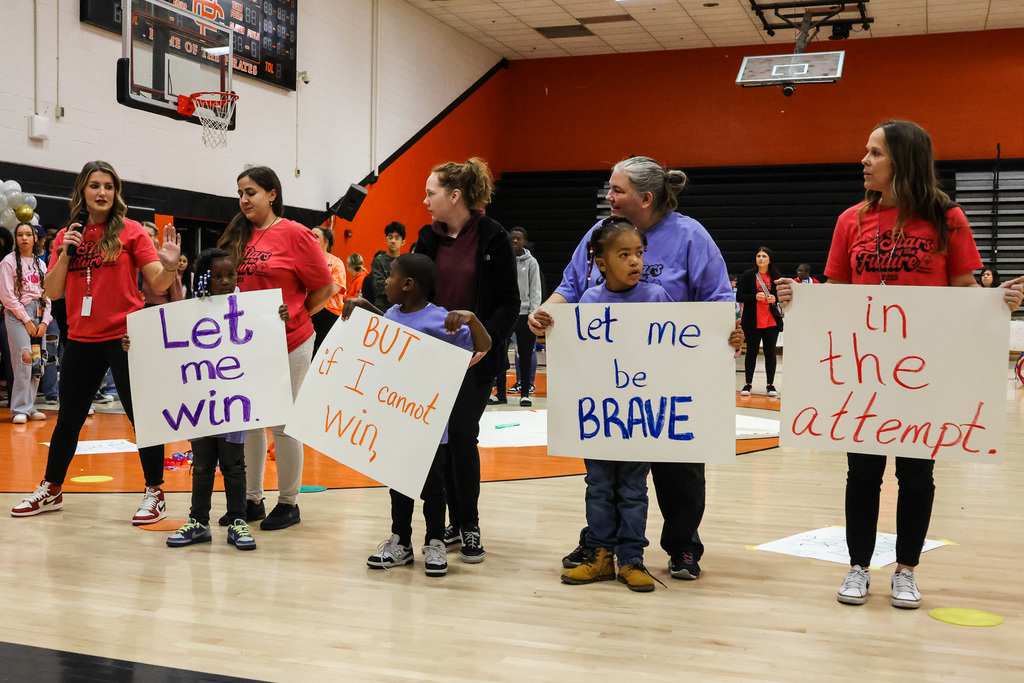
<box><xmin>384</xmin><ymin>303</ymin><xmax>474</xmax><ymax>444</ymax></box>
<box><xmin>579</xmin><ymin>281</ymin><xmax>674</xmax><ymax>304</ymax></box>
<box><xmin>554</xmin><ymin>212</ymin><xmax>733</xmax><ymax>304</ymax></box>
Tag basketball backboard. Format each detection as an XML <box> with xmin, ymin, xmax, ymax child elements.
<box><xmin>736</xmin><ymin>51</ymin><xmax>844</xmax><ymax>87</ymax></box>
<box><xmin>116</xmin><ymin>0</ymin><xmax>235</xmax><ymax>129</ymax></box>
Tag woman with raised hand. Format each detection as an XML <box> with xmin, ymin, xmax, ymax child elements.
<box><xmin>11</xmin><ymin>160</ymin><xmax>181</xmax><ymax>523</ymax></box>
<box><xmin>777</xmin><ymin>120</ymin><xmax>1023</xmax><ymax>610</ymax></box>
<box><xmin>529</xmin><ymin>156</ymin><xmax>742</xmax><ymax>582</ymax></box>
<box><xmin>415</xmin><ymin>157</ymin><xmax>519</xmax><ymax>564</ymax></box>
<box><xmin>218</xmin><ymin>166</ymin><xmax>337</xmax><ymax>531</ymax></box>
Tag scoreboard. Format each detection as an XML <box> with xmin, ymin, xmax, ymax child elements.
<box><xmin>81</xmin><ymin>0</ymin><xmax>298</xmax><ymax>91</ymax></box>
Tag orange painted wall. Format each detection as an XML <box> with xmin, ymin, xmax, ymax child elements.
<box><xmin>327</xmin><ymin>28</ymin><xmax>1023</xmax><ymax>264</ymax></box>
<box><xmin>499</xmin><ymin>28</ymin><xmax>1024</xmax><ymax>171</ymax></box>
<box><xmin>329</xmin><ymin>69</ymin><xmax>509</xmax><ymax>268</ymax></box>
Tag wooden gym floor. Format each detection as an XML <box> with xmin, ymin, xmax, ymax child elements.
<box><xmin>0</xmin><ymin>361</ymin><xmax>1020</xmax><ymax>681</ymax></box>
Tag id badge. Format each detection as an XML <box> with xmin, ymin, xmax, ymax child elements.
<box><xmin>81</xmin><ymin>296</ymin><xmax>93</xmax><ymax>317</ymax></box>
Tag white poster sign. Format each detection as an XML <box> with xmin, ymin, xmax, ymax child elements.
<box><xmin>546</xmin><ymin>302</ymin><xmax>736</xmax><ymax>463</ymax></box>
<box><xmin>284</xmin><ymin>307</ymin><xmax>471</xmax><ymax>500</ymax></box>
<box><xmin>780</xmin><ymin>285</ymin><xmax>1009</xmax><ymax>463</ymax></box>
<box><xmin>755</xmin><ymin>526</ymin><xmax>946</xmax><ymax>567</ymax></box>
<box><xmin>126</xmin><ymin>290</ymin><xmax>292</xmax><ymax>448</ymax></box>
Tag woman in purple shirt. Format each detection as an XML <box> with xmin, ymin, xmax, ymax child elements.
<box><xmin>530</xmin><ymin>156</ymin><xmax>743</xmax><ymax>582</ymax></box>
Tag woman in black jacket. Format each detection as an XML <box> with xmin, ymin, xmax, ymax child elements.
<box><xmin>415</xmin><ymin>157</ymin><xmax>519</xmax><ymax>564</ymax></box>
<box><xmin>736</xmin><ymin>246</ymin><xmax>782</xmax><ymax>397</ymax></box>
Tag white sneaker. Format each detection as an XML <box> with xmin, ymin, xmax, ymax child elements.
<box><xmin>422</xmin><ymin>539</ymin><xmax>448</xmax><ymax>577</ymax></box>
<box><xmin>132</xmin><ymin>487</ymin><xmax>167</xmax><ymax>525</ymax></box>
<box><xmin>891</xmin><ymin>568</ymin><xmax>922</xmax><ymax>609</ymax></box>
<box><xmin>366</xmin><ymin>534</ymin><xmax>413</xmax><ymax>569</ymax></box>
<box><xmin>12</xmin><ymin>414</ymin><xmax>27</xmax><ymax>425</ymax></box>
<box><xmin>837</xmin><ymin>565</ymin><xmax>870</xmax><ymax>605</ymax></box>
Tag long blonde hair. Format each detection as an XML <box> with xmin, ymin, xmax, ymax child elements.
<box><xmin>68</xmin><ymin>161</ymin><xmax>128</xmax><ymax>262</ymax></box>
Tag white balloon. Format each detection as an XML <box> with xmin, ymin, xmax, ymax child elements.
<box><xmin>0</xmin><ymin>208</ymin><xmax>18</xmax><ymax>230</ymax></box>
<box><xmin>24</xmin><ymin>195</ymin><xmax>38</xmax><ymax>211</ymax></box>
<box><xmin>4</xmin><ymin>189</ymin><xmax>23</xmax><ymax>207</ymax></box>
<box><xmin>31</xmin><ymin>214</ymin><xmax>40</xmax><ymax>226</ymax></box>
<box><xmin>1</xmin><ymin>180</ymin><xmax>21</xmax><ymax>194</ymax></box>
<box><xmin>0</xmin><ymin>194</ymin><xmax>8</xmax><ymax>213</ymax></box>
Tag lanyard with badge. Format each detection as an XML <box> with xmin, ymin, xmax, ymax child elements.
<box><xmin>82</xmin><ymin>265</ymin><xmax>93</xmax><ymax>316</ymax></box>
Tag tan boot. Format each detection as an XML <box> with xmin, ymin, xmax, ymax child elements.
<box><xmin>560</xmin><ymin>547</ymin><xmax>615</xmax><ymax>584</ymax></box>
<box><xmin>617</xmin><ymin>562</ymin><xmax>661</xmax><ymax>592</ymax></box>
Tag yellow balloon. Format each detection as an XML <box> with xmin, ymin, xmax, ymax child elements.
<box><xmin>14</xmin><ymin>205</ymin><xmax>34</xmax><ymax>222</ymax></box>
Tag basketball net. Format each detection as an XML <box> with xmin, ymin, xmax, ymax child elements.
<box><xmin>189</xmin><ymin>92</ymin><xmax>238</xmax><ymax>149</ymax></box>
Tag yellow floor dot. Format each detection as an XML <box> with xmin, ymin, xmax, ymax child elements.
<box><xmin>928</xmin><ymin>608</ymin><xmax>1004</xmax><ymax>627</ymax></box>
<box><xmin>69</xmin><ymin>475</ymin><xmax>114</xmax><ymax>483</ymax></box>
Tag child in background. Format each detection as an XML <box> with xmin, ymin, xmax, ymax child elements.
<box><xmin>344</xmin><ymin>254</ymin><xmax>368</xmax><ymax>301</ymax></box>
<box><xmin>534</xmin><ymin>216</ymin><xmax>671</xmax><ymax>592</ymax></box>
<box><xmin>123</xmin><ymin>248</ymin><xmax>289</xmax><ymax>550</ymax></box>
<box><xmin>343</xmin><ymin>253</ymin><xmax>490</xmax><ymax>577</ymax></box>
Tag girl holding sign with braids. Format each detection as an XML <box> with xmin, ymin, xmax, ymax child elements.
<box><xmin>777</xmin><ymin>120</ymin><xmax>1024</xmax><ymax>610</ymax></box>
<box><xmin>533</xmin><ymin>217</ymin><xmax>673</xmax><ymax>592</ymax></box>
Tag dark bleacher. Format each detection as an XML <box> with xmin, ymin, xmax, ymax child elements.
<box><xmin>489</xmin><ymin>163</ymin><xmax>969</xmax><ymax>284</ymax></box>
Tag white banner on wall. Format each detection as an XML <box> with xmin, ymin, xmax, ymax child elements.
<box><xmin>285</xmin><ymin>308</ymin><xmax>471</xmax><ymax>500</ymax></box>
<box><xmin>546</xmin><ymin>302</ymin><xmax>736</xmax><ymax>463</ymax></box>
<box><xmin>779</xmin><ymin>284</ymin><xmax>1009</xmax><ymax>464</ymax></box>
<box><xmin>126</xmin><ymin>290</ymin><xmax>292</xmax><ymax>448</ymax></box>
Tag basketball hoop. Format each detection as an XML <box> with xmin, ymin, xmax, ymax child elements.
<box><xmin>181</xmin><ymin>91</ymin><xmax>237</xmax><ymax>148</ymax></box>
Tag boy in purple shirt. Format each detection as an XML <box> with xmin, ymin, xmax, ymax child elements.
<box><xmin>343</xmin><ymin>253</ymin><xmax>491</xmax><ymax>577</ymax></box>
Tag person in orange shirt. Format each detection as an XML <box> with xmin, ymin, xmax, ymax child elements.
<box><xmin>345</xmin><ymin>253</ymin><xmax>368</xmax><ymax>301</ymax></box>
<box><xmin>311</xmin><ymin>225</ymin><xmax>346</xmax><ymax>354</ymax></box>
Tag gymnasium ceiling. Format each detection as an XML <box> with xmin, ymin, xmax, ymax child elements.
<box><xmin>405</xmin><ymin>0</ymin><xmax>1024</xmax><ymax>60</ymax></box>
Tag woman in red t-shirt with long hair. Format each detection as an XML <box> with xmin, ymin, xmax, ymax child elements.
<box><xmin>218</xmin><ymin>166</ymin><xmax>336</xmax><ymax>531</ymax></box>
<box><xmin>778</xmin><ymin>121</ymin><xmax>1024</xmax><ymax>611</ymax></box>
<box><xmin>11</xmin><ymin>160</ymin><xmax>182</xmax><ymax>523</ymax></box>
<box><xmin>736</xmin><ymin>246</ymin><xmax>782</xmax><ymax>398</ymax></box>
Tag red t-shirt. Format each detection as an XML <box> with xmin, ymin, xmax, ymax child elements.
<box><xmin>754</xmin><ymin>273</ymin><xmax>777</xmax><ymax>329</ymax></box>
<box><xmin>236</xmin><ymin>218</ymin><xmax>334</xmax><ymax>351</ymax></box>
<box><xmin>50</xmin><ymin>218</ymin><xmax>157</xmax><ymax>342</ymax></box>
<box><xmin>825</xmin><ymin>203</ymin><xmax>981</xmax><ymax>286</ymax></box>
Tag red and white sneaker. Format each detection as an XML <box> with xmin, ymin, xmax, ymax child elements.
<box><xmin>11</xmin><ymin>480</ymin><xmax>63</xmax><ymax>517</ymax></box>
<box><xmin>132</xmin><ymin>487</ymin><xmax>167</xmax><ymax>525</ymax></box>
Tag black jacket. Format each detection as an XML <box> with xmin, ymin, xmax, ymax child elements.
<box><xmin>415</xmin><ymin>216</ymin><xmax>520</xmax><ymax>378</ymax></box>
<box><xmin>736</xmin><ymin>269</ymin><xmax>782</xmax><ymax>332</ymax></box>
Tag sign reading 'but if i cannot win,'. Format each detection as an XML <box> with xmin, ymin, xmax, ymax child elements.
<box><xmin>780</xmin><ymin>285</ymin><xmax>1010</xmax><ymax>463</ymax></box>
<box><xmin>546</xmin><ymin>302</ymin><xmax>737</xmax><ymax>463</ymax></box>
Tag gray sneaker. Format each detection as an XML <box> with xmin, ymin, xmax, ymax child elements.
<box><xmin>167</xmin><ymin>519</ymin><xmax>212</xmax><ymax>547</ymax></box>
<box><xmin>227</xmin><ymin>519</ymin><xmax>257</xmax><ymax>551</ymax></box>
<box><xmin>367</xmin><ymin>534</ymin><xmax>413</xmax><ymax>569</ymax></box>
<box><xmin>837</xmin><ymin>565</ymin><xmax>870</xmax><ymax>605</ymax></box>
<box><xmin>422</xmin><ymin>539</ymin><xmax>448</xmax><ymax>577</ymax></box>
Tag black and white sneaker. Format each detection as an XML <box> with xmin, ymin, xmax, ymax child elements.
<box><xmin>443</xmin><ymin>524</ymin><xmax>462</xmax><ymax>553</ymax></box>
<box><xmin>669</xmin><ymin>552</ymin><xmax>702</xmax><ymax>580</ymax></box>
<box><xmin>460</xmin><ymin>525</ymin><xmax>486</xmax><ymax>564</ymax></box>
<box><xmin>422</xmin><ymin>539</ymin><xmax>448</xmax><ymax>577</ymax></box>
<box><xmin>367</xmin><ymin>534</ymin><xmax>414</xmax><ymax>569</ymax></box>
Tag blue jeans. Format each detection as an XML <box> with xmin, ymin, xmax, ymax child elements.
<box><xmin>5</xmin><ymin>309</ymin><xmax>43</xmax><ymax>416</ymax></box>
<box><xmin>583</xmin><ymin>459</ymin><xmax>650</xmax><ymax>565</ymax></box>
<box><xmin>39</xmin><ymin>319</ymin><xmax>59</xmax><ymax>400</ymax></box>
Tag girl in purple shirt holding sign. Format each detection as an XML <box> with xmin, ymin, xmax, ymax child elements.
<box><xmin>123</xmin><ymin>248</ymin><xmax>289</xmax><ymax>551</ymax></box>
<box><xmin>535</xmin><ymin>217</ymin><xmax>672</xmax><ymax>592</ymax></box>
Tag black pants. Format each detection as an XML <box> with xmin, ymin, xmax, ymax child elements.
<box><xmin>444</xmin><ymin>365</ymin><xmax>495</xmax><ymax>530</ymax></box>
<box><xmin>845</xmin><ymin>453</ymin><xmax>935</xmax><ymax>567</ymax></box>
<box><xmin>743</xmin><ymin>325</ymin><xmax>780</xmax><ymax>385</ymax></box>
<box><xmin>513</xmin><ymin>314</ymin><xmax>536</xmax><ymax>399</ymax></box>
<box><xmin>189</xmin><ymin>437</ymin><xmax>246</xmax><ymax>526</ymax></box>
<box><xmin>390</xmin><ymin>446</ymin><xmax>446</xmax><ymax>547</ymax></box>
<box><xmin>493</xmin><ymin>340</ymin><xmax>510</xmax><ymax>400</ymax></box>
<box><xmin>45</xmin><ymin>339</ymin><xmax>164</xmax><ymax>487</ymax></box>
<box><xmin>577</xmin><ymin>462</ymin><xmax>707</xmax><ymax>560</ymax></box>
<box><xmin>311</xmin><ymin>308</ymin><xmax>339</xmax><ymax>356</ymax></box>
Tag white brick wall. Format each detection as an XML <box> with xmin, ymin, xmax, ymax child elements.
<box><xmin>0</xmin><ymin>0</ymin><xmax>499</xmax><ymax>211</ymax></box>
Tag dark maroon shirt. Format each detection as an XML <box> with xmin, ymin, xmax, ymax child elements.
<box><xmin>432</xmin><ymin>209</ymin><xmax>483</xmax><ymax>311</ymax></box>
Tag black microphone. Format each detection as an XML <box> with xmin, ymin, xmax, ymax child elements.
<box><xmin>67</xmin><ymin>208</ymin><xmax>88</xmax><ymax>258</ymax></box>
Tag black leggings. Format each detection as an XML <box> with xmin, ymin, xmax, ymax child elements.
<box><xmin>845</xmin><ymin>453</ymin><xmax>935</xmax><ymax>567</ymax></box>
<box><xmin>44</xmin><ymin>339</ymin><xmax>164</xmax><ymax>488</ymax></box>
<box><xmin>743</xmin><ymin>325</ymin><xmax>780</xmax><ymax>385</ymax></box>
<box><xmin>390</xmin><ymin>446</ymin><xmax>446</xmax><ymax>547</ymax></box>
<box><xmin>444</xmin><ymin>365</ymin><xmax>495</xmax><ymax>530</ymax></box>
<box><xmin>189</xmin><ymin>437</ymin><xmax>246</xmax><ymax>525</ymax></box>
